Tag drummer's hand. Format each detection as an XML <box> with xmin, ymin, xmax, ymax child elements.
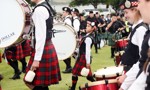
<box><xmin>31</xmin><ymin>60</ymin><xmax>40</xmax><ymax>71</ymax></box>
<box><xmin>116</xmin><ymin>75</ymin><xmax>127</xmax><ymax>85</ymax></box>
<box><xmin>86</xmin><ymin>64</ymin><xmax>90</xmax><ymax>69</ymax></box>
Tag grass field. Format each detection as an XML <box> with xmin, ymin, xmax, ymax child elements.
<box><xmin>0</xmin><ymin>45</ymin><xmax>115</xmax><ymax>90</ymax></box>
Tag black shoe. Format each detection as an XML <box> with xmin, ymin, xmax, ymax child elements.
<box><xmin>62</xmin><ymin>68</ymin><xmax>72</xmax><ymax>73</ymax></box>
<box><xmin>9</xmin><ymin>74</ymin><xmax>20</xmax><ymax>80</ymax></box>
<box><xmin>9</xmin><ymin>71</ymin><xmax>21</xmax><ymax>80</ymax></box>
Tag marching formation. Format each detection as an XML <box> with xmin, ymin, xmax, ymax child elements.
<box><xmin>1</xmin><ymin>0</ymin><xmax>150</xmax><ymax>90</ymax></box>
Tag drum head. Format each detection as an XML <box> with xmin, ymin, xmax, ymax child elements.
<box><xmin>0</xmin><ymin>0</ymin><xmax>25</xmax><ymax>48</ymax></box>
<box><xmin>52</xmin><ymin>23</ymin><xmax>77</xmax><ymax>60</ymax></box>
<box><xmin>94</xmin><ymin>66</ymin><xmax>123</xmax><ymax>78</ymax></box>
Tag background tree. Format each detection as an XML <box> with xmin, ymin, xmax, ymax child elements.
<box><xmin>69</xmin><ymin>0</ymin><xmax>123</xmax><ymax>11</ymax></box>
<box><xmin>69</xmin><ymin>0</ymin><xmax>102</xmax><ymax>9</ymax></box>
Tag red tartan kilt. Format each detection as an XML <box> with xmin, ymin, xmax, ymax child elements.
<box><xmin>15</xmin><ymin>44</ymin><xmax>24</xmax><ymax>60</ymax></box>
<box><xmin>24</xmin><ymin>40</ymin><xmax>61</xmax><ymax>86</ymax></box>
<box><xmin>22</xmin><ymin>40</ymin><xmax>31</xmax><ymax>57</ymax></box>
<box><xmin>4</xmin><ymin>51</ymin><xmax>13</xmax><ymax>60</ymax></box>
<box><xmin>72</xmin><ymin>54</ymin><xmax>92</xmax><ymax>76</ymax></box>
<box><xmin>4</xmin><ymin>44</ymin><xmax>24</xmax><ymax>60</ymax></box>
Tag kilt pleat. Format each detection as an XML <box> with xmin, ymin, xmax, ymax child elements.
<box><xmin>3</xmin><ymin>40</ymin><xmax>31</xmax><ymax>61</ymax></box>
<box><xmin>108</xmin><ymin>33</ymin><xmax>116</xmax><ymax>46</ymax></box>
<box><xmin>25</xmin><ymin>40</ymin><xmax>61</xmax><ymax>86</ymax></box>
<box><xmin>22</xmin><ymin>40</ymin><xmax>31</xmax><ymax>57</ymax></box>
<box><xmin>15</xmin><ymin>44</ymin><xmax>24</xmax><ymax>60</ymax></box>
<box><xmin>72</xmin><ymin>54</ymin><xmax>92</xmax><ymax>76</ymax></box>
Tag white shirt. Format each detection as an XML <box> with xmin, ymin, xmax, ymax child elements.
<box><xmin>126</xmin><ymin>38</ymin><xmax>150</xmax><ymax>90</ymax></box>
<box><xmin>73</xmin><ymin>16</ymin><xmax>80</xmax><ymax>33</ymax></box>
<box><xmin>121</xmin><ymin>23</ymin><xmax>149</xmax><ymax>90</ymax></box>
<box><xmin>85</xmin><ymin>34</ymin><xmax>92</xmax><ymax>64</ymax></box>
<box><xmin>131</xmin><ymin>20</ymin><xmax>147</xmax><ymax>55</ymax></box>
<box><xmin>64</xmin><ymin>15</ymin><xmax>72</xmax><ymax>26</ymax></box>
<box><xmin>32</xmin><ymin>1</ymin><xmax>49</xmax><ymax>61</ymax></box>
<box><xmin>121</xmin><ymin>62</ymin><xmax>140</xmax><ymax>90</ymax></box>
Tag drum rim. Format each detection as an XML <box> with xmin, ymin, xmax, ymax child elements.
<box><xmin>52</xmin><ymin>22</ymin><xmax>77</xmax><ymax>60</ymax></box>
<box><xmin>0</xmin><ymin>0</ymin><xmax>28</xmax><ymax>48</ymax></box>
<box><xmin>80</xmin><ymin>79</ymin><xmax>117</xmax><ymax>89</ymax></box>
<box><xmin>13</xmin><ymin>0</ymin><xmax>32</xmax><ymax>46</ymax></box>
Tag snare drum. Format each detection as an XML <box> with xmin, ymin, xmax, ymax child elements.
<box><xmin>116</xmin><ymin>39</ymin><xmax>128</xmax><ymax>50</ymax></box>
<box><xmin>94</xmin><ymin>66</ymin><xmax>123</xmax><ymax>81</ymax></box>
<box><xmin>52</xmin><ymin>23</ymin><xmax>77</xmax><ymax>60</ymax></box>
<box><xmin>0</xmin><ymin>0</ymin><xmax>31</xmax><ymax>48</ymax></box>
<box><xmin>79</xmin><ymin>79</ymin><xmax>119</xmax><ymax>90</ymax></box>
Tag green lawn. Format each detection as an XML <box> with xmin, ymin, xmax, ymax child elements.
<box><xmin>0</xmin><ymin>45</ymin><xmax>115</xmax><ymax>90</ymax></box>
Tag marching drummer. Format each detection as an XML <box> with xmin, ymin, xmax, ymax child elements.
<box><xmin>122</xmin><ymin>0</ymin><xmax>150</xmax><ymax>89</ymax></box>
<box><xmin>62</xmin><ymin>7</ymin><xmax>73</xmax><ymax>73</ymax></box>
<box><xmin>86</xmin><ymin>11</ymin><xmax>99</xmax><ymax>54</ymax></box>
<box><xmin>24</xmin><ymin>0</ymin><xmax>61</xmax><ymax>90</ymax></box>
<box><xmin>69</xmin><ymin>21</ymin><xmax>96</xmax><ymax>90</ymax></box>
<box><xmin>62</xmin><ymin>7</ymin><xmax>72</xmax><ymax>26</ymax></box>
<box><xmin>119</xmin><ymin>0</ymin><xmax>148</xmax><ymax>72</ymax></box>
<box><xmin>106</xmin><ymin>13</ymin><xmax>124</xmax><ymax>58</ymax></box>
<box><xmin>79</xmin><ymin>13</ymin><xmax>87</xmax><ymax>38</ymax></box>
<box><xmin>71</xmin><ymin>8</ymin><xmax>80</xmax><ymax>36</ymax></box>
<box><xmin>117</xmin><ymin>0</ymin><xmax>150</xmax><ymax>90</ymax></box>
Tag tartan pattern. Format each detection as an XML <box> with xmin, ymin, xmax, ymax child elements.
<box><xmin>16</xmin><ymin>44</ymin><xmax>24</xmax><ymax>60</ymax></box>
<box><xmin>101</xmin><ymin>32</ymin><xmax>109</xmax><ymax>39</ymax></box>
<box><xmin>4</xmin><ymin>50</ymin><xmax>13</xmax><ymax>60</ymax></box>
<box><xmin>22</xmin><ymin>40</ymin><xmax>31</xmax><ymax>57</ymax></box>
<box><xmin>4</xmin><ymin>44</ymin><xmax>24</xmax><ymax>60</ymax></box>
<box><xmin>3</xmin><ymin>40</ymin><xmax>31</xmax><ymax>60</ymax></box>
<box><xmin>72</xmin><ymin>54</ymin><xmax>92</xmax><ymax>76</ymax></box>
<box><xmin>25</xmin><ymin>40</ymin><xmax>61</xmax><ymax>86</ymax></box>
<box><xmin>108</xmin><ymin>33</ymin><xmax>116</xmax><ymax>46</ymax></box>
<box><xmin>108</xmin><ymin>33</ymin><xmax>122</xmax><ymax>46</ymax></box>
